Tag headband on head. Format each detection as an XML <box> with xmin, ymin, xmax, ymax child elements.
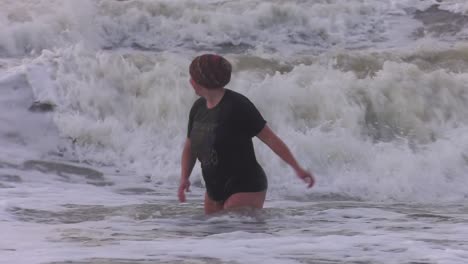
<box><xmin>189</xmin><ymin>54</ymin><xmax>232</xmax><ymax>89</ymax></box>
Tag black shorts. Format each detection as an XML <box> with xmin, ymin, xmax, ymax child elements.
<box><xmin>204</xmin><ymin>165</ymin><xmax>268</xmax><ymax>202</ymax></box>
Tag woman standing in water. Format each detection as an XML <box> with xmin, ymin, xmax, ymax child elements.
<box><xmin>178</xmin><ymin>54</ymin><xmax>314</xmax><ymax>214</ymax></box>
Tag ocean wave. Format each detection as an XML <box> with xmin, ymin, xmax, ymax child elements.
<box><xmin>2</xmin><ymin>0</ymin><xmax>464</xmax><ymax>56</ymax></box>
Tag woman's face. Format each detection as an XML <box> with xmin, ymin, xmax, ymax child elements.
<box><xmin>190</xmin><ymin>78</ymin><xmax>203</xmax><ymax>96</ymax></box>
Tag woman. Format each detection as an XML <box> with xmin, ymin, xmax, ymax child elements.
<box><xmin>178</xmin><ymin>54</ymin><xmax>314</xmax><ymax>214</ymax></box>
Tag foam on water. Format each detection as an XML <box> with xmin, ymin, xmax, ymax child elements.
<box><xmin>20</xmin><ymin>43</ymin><xmax>468</xmax><ymax>203</ymax></box>
<box><xmin>0</xmin><ymin>0</ymin><xmax>458</xmax><ymax>57</ymax></box>
<box><xmin>0</xmin><ymin>65</ymin><xmax>61</xmax><ymax>162</ymax></box>
<box><xmin>438</xmin><ymin>0</ymin><xmax>468</xmax><ymax>14</ymax></box>
<box><xmin>2</xmin><ymin>197</ymin><xmax>468</xmax><ymax>264</ymax></box>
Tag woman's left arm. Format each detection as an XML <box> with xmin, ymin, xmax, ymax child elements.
<box><xmin>256</xmin><ymin>125</ymin><xmax>315</xmax><ymax>188</ymax></box>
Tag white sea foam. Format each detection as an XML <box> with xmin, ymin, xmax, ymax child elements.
<box><xmin>0</xmin><ymin>0</ymin><xmax>457</xmax><ymax>57</ymax></box>
<box><xmin>19</xmin><ymin>44</ymin><xmax>468</xmax><ymax>203</ymax></box>
<box><xmin>0</xmin><ymin>66</ymin><xmax>60</xmax><ymax>162</ymax></box>
<box><xmin>438</xmin><ymin>0</ymin><xmax>468</xmax><ymax>14</ymax></box>
<box><xmin>2</xmin><ymin>202</ymin><xmax>468</xmax><ymax>264</ymax></box>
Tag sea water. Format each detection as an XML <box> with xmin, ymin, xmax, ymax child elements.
<box><xmin>1</xmin><ymin>1</ymin><xmax>468</xmax><ymax>263</ymax></box>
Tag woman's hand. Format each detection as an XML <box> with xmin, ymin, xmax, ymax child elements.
<box><xmin>295</xmin><ymin>167</ymin><xmax>315</xmax><ymax>188</ymax></box>
<box><xmin>178</xmin><ymin>177</ymin><xmax>191</xmax><ymax>202</ymax></box>
<box><xmin>257</xmin><ymin>126</ymin><xmax>315</xmax><ymax>189</ymax></box>
<box><xmin>179</xmin><ymin>138</ymin><xmax>195</xmax><ymax>203</ymax></box>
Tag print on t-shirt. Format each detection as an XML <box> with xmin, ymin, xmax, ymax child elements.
<box><xmin>191</xmin><ymin>121</ymin><xmax>219</xmax><ymax>168</ymax></box>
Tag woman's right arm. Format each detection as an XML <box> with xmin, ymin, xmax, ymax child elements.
<box><xmin>257</xmin><ymin>125</ymin><xmax>315</xmax><ymax>188</ymax></box>
<box><xmin>178</xmin><ymin>138</ymin><xmax>196</xmax><ymax>202</ymax></box>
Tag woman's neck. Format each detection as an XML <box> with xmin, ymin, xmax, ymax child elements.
<box><xmin>204</xmin><ymin>88</ymin><xmax>226</xmax><ymax>109</ymax></box>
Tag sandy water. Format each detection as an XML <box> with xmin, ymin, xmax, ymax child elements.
<box><xmin>2</xmin><ymin>166</ymin><xmax>468</xmax><ymax>264</ymax></box>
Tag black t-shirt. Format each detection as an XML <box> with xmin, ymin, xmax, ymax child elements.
<box><xmin>187</xmin><ymin>89</ymin><xmax>267</xmax><ymax>201</ymax></box>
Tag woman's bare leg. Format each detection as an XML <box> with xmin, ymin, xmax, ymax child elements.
<box><xmin>223</xmin><ymin>191</ymin><xmax>266</xmax><ymax>211</ymax></box>
<box><xmin>204</xmin><ymin>192</ymin><xmax>224</xmax><ymax>214</ymax></box>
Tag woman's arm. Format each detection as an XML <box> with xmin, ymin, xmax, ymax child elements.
<box><xmin>256</xmin><ymin>125</ymin><xmax>315</xmax><ymax>188</ymax></box>
<box><xmin>178</xmin><ymin>138</ymin><xmax>197</xmax><ymax>202</ymax></box>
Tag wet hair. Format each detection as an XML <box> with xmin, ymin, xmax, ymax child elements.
<box><xmin>189</xmin><ymin>54</ymin><xmax>232</xmax><ymax>89</ymax></box>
